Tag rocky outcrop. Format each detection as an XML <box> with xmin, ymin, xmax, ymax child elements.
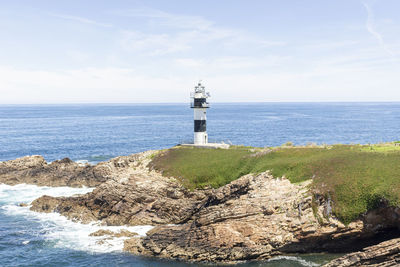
<box><xmin>323</xmin><ymin>237</ymin><xmax>400</xmax><ymax>266</ymax></box>
<box><xmin>0</xmin><ymin>155</ymin><xmax>107</xmax><ymax>187</ymax></box>
<box><xmin>30</xmin><ymin>151</ymin><xmax>209</xmax><ymax>225</ymax></box>
<box><xmin>123</xmin><ymin>172</ymin><xmax>370</xmax><ymax>263</ymax></box>
<box><xmin>28</xmin><ymin>154</ymin><xmax>397</xmax><ymax>263</ymax></box>
<box><xmin>0</xmin><ymin>152</ymin><xmax>162</xmax><ymax>187</ymax></box>
<box><xmin>5</xmin><ymin>151</ymin><xmax>400</xmax><ymax>264</ymax></box>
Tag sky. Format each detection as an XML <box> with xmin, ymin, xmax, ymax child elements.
<box><xmin>0</xmin><ymin>0</ymin><xmax>399</xmax><ymax>104</ymax></box>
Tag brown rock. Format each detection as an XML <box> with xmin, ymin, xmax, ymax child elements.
<box><xmin>323</xmin><ymin>237</ymin><xmax>400</xmax><ymax>266</ymax></box>
<box><xmin>89</xmin><ymin>229</ymin><xmax>137</xmax><ymax>238</ymax></box>
<box><xmin>124</xmin><ymin>172</ymin><xmax>366</xmax><ymax>263</ymax></box>
<box><xmin>30</xmin><ymin>151</ymin><xmax>209</xmax><ymax>225</ymax></box>
<box><xmin>30</xmin><ymin>195</ymin><xmax>65</xmax><ymax>213</ymax></box>
<box><xmin>20</xmin><ymin>150</ymin><xmax>400</xmax><ymax>264</ymax></box>
<box><xmin>0</xmin><ymin>155</ymin><xmax>107</xmax><ymax>187</ymax></box>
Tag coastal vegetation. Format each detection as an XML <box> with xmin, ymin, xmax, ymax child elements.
<box><xmin>149</xmin><ymin>143</ymin><xmax>400</xmax><ymax>224</ymax></box>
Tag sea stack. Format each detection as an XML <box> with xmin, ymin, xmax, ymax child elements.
<box><xmin>190</xmin><ymin>81</ymin><xmax>210</xmax><ymax>145</ymax></box>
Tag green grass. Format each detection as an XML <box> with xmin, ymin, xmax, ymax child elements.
<box><xmin>149</xmin><ymin>144</ymin><xmax>400</xmax><ymax>224</ymax></box>
<box><xmin>360</xmin><ymin>143</ymin><xmax>400</xmax><ymax>153</ymax></box>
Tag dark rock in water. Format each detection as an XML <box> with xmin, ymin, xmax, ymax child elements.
<box><xmin>18</xmin><ymin>203</ymin><xmax>28</xmax><ymax>207</ymax></box>
<box><xmin>31</xmin><ymin>195</ymin><xmax>65</xmax><ymax>213</ymax></box>
<box><xmin>323</xmin><ymin>237</ymin><xmax>400</xmax><ymax>266</ymax></box>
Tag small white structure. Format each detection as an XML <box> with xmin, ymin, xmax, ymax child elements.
<box><xmin>190</xmin><ymin>81</ymin><xmax>210</xmax><ymax>145</ymax></box>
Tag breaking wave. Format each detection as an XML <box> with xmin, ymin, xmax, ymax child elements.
<box><xmin>267</xmin><ymin>255</ymin><xmax>320</xmax><ymax>266</ymax></box>
<box><xmin>0</xmin><ymin>183</ymin><xmax>153</xmax><ymax>253</ymax></box>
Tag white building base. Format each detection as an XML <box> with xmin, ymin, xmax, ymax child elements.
<box><xmin>180</xmin><ymin>143</ymin><xmax>230</xmax><ymax>149</ymax></box>
<box><xmin>194</xmin><ymin>132</ymin><xmax>208</xmax><ymax>145</ymax></box>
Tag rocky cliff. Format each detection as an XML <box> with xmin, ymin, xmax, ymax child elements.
<box><xmin>2</xmin><ymin>151</ymin><xmax>400</xmax><ymax>264</ymax></box>
<box><xmin>27</xmin><ymin>151</ymin><xmax>387</xmax><ymax>263</ymax></box>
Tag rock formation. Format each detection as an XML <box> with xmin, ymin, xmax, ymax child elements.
<box><xmin>30</xmin><ymin>151</ymin><xmax>209</xmax><ymax>225</ymax></box>
<box><xmin>0</xmin><ymin>155</ymin><xmax>107</xmax><ymax>187</ymax></box>
<box><xmin>28</xmin><ymin>153</ymin><xmax>376</xmax><ymax>263</ymax></box>
<box><xmin>3</xmin><ymin>150</ymin><xmax>400</xmax><ymax>264</ymax></box>
<box><xmin>323</xmin><ymin>237</ymin><xmax>400</xmax><ymax>266</ymax></box>
<box><xmin>124</xmin><ymin>172</ymin><xmax>369</xmax><ymax>263</ymax></box>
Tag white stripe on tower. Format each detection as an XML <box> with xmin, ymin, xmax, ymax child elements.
<box><xmin>194</xmin><ymin>109</ymin><xmax>207</xmax><ymax>121</ymax></box>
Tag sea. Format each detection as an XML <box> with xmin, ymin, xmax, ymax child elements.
<box><xmin>1</xmin><ymin>102</ymin><xmax>400</xmax><ymax>267</ymax></box>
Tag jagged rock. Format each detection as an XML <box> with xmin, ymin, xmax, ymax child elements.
<box><xmin>0</xmin><ymin>155</ymin><xmax>106</xmax><ymax>187</ymax></box>
<box><xmin>323</xmin><ymin>237</ymin><xmax>400</xmax><ymax>266</ymax></box>
<box><xmin>5</xmin><ymin>150</ymin><xmax>400</xmax><ymax>263</ymax></box>
<box><xmin>124</xmin><ymin>172</ymin><xmax>367</xmax><ymax>263</ymax></box>
<box><xmin>30</xmin><ymin>195</ymin><xmax>63</xmax><ymax>213</ymax></box>
<box><xmin>89</xmin><ymin>229</ymin><xmax>137</xmax><ymax>238</ymax></box>
<box><xmin>30</xmin><ymin>151</ymin><xmax>209</xmax><ymax>225</ymax></box>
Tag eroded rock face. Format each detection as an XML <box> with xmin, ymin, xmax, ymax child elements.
<box><xmin>7</xmin><ymin>151</ymin><xmax>400</xmax><ymax>264</ymax></box>
<box><xmin>323</xmin><ymin>237</ymin><xmax>400</xmax><ymax>266</ymax></box>
<box><xmin>30</xmin><ymin>151</ymin><xmax>209</xmax><ymax>225</ymax></box>
<box><xmin>123</xmin><ymin>172</ymin><xmax>368</xmax><ymax>263</ymax></box>
<box><xmin>0</xmin><ymin>155</ymin><xmax>107</xmax><ymax>187</ymax></box>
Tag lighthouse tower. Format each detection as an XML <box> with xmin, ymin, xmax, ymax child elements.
<box><xmin>190</xmin><ymin>81</ymin><xmax>210</xmax><ymax>145</ymax></box>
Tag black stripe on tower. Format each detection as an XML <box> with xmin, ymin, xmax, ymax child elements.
<box><xmin>194</xmin><ymin>120</ymin><xmax>206</xmax><ymax>132</ymax></box>
<box><xmin>192</xmin><ymin>98</ymin><xmax>208</xmax><ymax>108</ymax></box>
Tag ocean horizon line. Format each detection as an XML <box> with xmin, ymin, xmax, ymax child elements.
<box><xmin>2</xmin><ymin>101</ymin><xmax>400</xmax><ymax>106</ymax></box>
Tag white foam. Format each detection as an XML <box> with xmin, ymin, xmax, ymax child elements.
<box><xmin>0</xmin><ymin>183</ymin><xmax>153</xmax><ymax>253</ymax></box>
<box><xmin>75</xmin><ymin>159</ymin><xmax>90</xmax><ymax>166</ymax></box>
<box><xmin>267</xmin><ymin>256</ymin><xmax>320</xmax><ymax>267</ymax></box>
<box><xmin>0</xmin><ymin>183</ymin><xmax>94</xmax><ymax>203</ymax></box>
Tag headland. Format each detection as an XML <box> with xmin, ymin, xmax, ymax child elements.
<box><xmin>2</xmin><ymin>143</ymin><xmax>400</xmax><ymax>265</ymax></box>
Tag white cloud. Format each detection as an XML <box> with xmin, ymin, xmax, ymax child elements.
<box><xmin>1</xmin><ymin>58</ymin><xmax>400</xmax><ymax>104</ymax></box>
<box><xmin>114</xmin><ymin>7</ymin><xmax>285</xmax><ymax>56</ymax></box>
<box><xmin>0</xmin><ymin>66</ymin><xmax>188</xmax><ymax>103</ymax></box>
<box><xmin>2</xmin><ymin>4</ymin><xmax>399</xmax><ymax>104</ymax></box>
<box><xmin>174</xmin><ymin>55</ymin><xmax>289</xmax><ymax>71</ymax></box>
<box><xmin>304</xmin><ymin>40</ymin><xmax>359</xmax><ymax>50</ymax></box>
<box><xmin>362</xmin><ymin>2</ymin><xmax>394</xmax><ymax>56</ymax></box>
<box><xmin>119</xmin><ymin>30</ymin><xmax>191</xmax><ymax>55</ymax></box>
<box><xmin>112</xmin><ymin>7</ymin><xmax>214</xmax><ymax>30</ymax></box>
<box><xmin>66</xmin><ymin>50</ymin><xmax>90</xmax><ymax>62</ymax></box>
<box><xmin>50</xmin><ymin>13</ymin><xmax>112</xmax><ymax>28</ymax></box>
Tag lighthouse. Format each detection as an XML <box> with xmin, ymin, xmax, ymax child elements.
<box><xmin>190</xmin><ymin>81</ymin><xmax>210</xmax><ymax>145</ymax></box>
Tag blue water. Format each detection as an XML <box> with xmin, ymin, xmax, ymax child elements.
<box><xmin>1</xmin><ymin>103</ymin><xmax>400</xmax><ymax>163</ymax></box>
<box><xmin>1</xmin><ymin>102</ymin><xmax>399</xmax><ymax>266</ymax></box>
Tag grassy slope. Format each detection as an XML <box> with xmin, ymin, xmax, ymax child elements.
<box><xmin>149</xmin><ymin>144</ymin><xmax>400</xmax><ymax>224</ymax></box>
